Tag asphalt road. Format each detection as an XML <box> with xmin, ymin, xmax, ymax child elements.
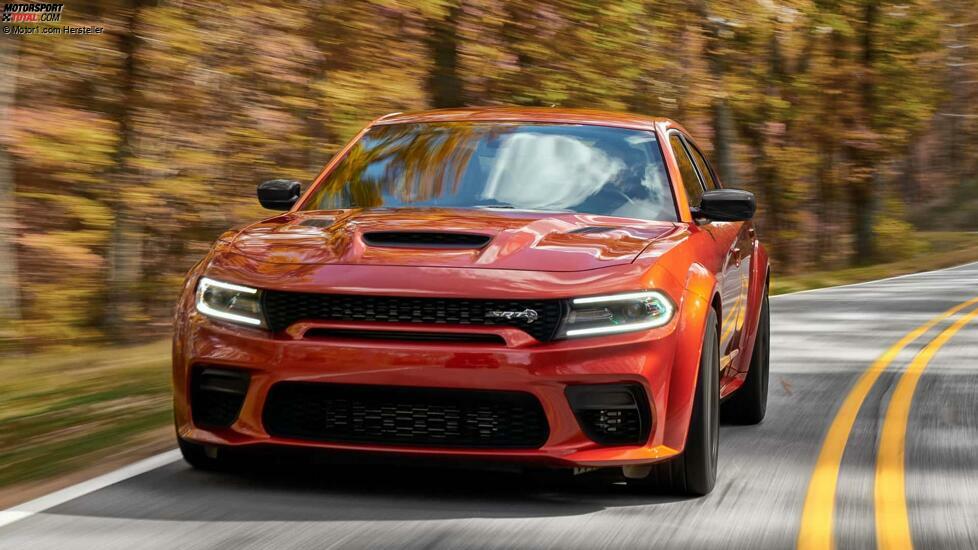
<box><xmin>3</xmin><ymin>262</ymin><xmax>978</xmax><ymax>549</ymax></box>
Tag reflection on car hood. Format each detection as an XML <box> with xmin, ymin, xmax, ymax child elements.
<box><xmin>227</xmin><ymin>208</ymin><xmax>680</xmax><ymax>272</ymax></box>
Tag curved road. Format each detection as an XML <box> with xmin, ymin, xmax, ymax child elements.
<box><xmin>2</xmin><ymin>262</ymin><xmax>978</xmax><ymax>549</ymax></box>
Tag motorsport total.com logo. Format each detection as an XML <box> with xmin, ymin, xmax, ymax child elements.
<box><xmin>1</xmin><ymin>3</ymin><xmax>63</xmax><ymax>23</ymax></box>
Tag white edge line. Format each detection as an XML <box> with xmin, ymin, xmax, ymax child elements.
<box><xmin>0</xmin><ymin>449</ymin><xmax>181</xmax><ymax>529</ymax></box>
<box><xmin>770</xmin><ymin>259</ymin><xmax>978</xmax><ymax>299</ymax></box>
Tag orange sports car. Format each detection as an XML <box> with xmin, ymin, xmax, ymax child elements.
<box><xmin>173</xmin><ymin>107</ymin><xmax>770</xmax><ymax>495</ymax></box>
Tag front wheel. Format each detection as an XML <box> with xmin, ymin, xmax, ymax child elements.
<box><xmin>178</xmin><ymin>437</ymin><xmax>230</xmax><ymax>471</ymax></box>
<box><xmin>628</xmin><ymin>308</ymin><xmax>719</xmax><ymax>496</ymax></box>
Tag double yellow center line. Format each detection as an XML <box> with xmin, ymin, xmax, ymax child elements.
<box><xmin>797</xmin><ymin>296</ymin><xmax>978</xmax><ymax>550</ymax></box>
<box><xmin>874</xmin><ymin>305</ymin><xmax>978</xmax><ymax>549</ymax></box>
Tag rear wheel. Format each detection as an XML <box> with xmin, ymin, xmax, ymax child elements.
<box><xmin>721</xmin><ymin>288</ymin><xmax>770</xmax><ymax>425</ymax></box>
<box><xmin>628</xmin><ymin>308</ymin><xmax>719</xmax><ymax>496</ymax></box>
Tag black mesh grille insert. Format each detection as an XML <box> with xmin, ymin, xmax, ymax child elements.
<box><xmin>191</xmin><ymin>367</ymin><xmax>250</xmax><ymax>429</ymax></box>
<box><xmin>263</xmin><ymin>382</ymin><xmax>549</xmax><ymax>449</ymax></box>
<box><xmin>303</xmin><ymin>328</ymin><xmax>506</xmax><ymax>345</ymax></box>
<box><xmin>262</xmin><ymin>292</ymin><xmax>565</xmax><ymax>342</ymax></box>
<box><xmin>363</xmin><ymin>231</ymin><xmax>491</xmax><ymax>248</ymax></box>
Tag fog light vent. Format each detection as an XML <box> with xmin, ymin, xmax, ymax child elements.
<box><xmin>565</xmin><ymin>384</ymin><xmax>651</xmax><ymax>446</ymax></box>
<box><xmin>191</xmin><ymin>367</ymin><xmax>250</xmax><ymax>429</ymax></box>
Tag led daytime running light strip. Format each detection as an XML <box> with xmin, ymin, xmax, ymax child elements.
<box><xmin>196</xmin><ymin>277</ymin><xmax>262</xmax><ymax>326</ymax></box>
<box><xmin>566</xmin><ymin>290</ymin><xmax>674</xmax><ymax>337</ymax></box>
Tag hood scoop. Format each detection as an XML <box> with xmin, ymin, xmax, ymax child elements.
<box><xmin>362</xmin><ymin>231</ymin><xmax>492</xmax><ymax>249</ymax></box>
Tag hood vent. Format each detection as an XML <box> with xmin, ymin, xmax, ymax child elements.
<box><xmin>567</xmin><ymin>226</ymin><xmax>620</xmax><ymax>235</ymax></box>
<box><xmin>362</xmin><ymin>231</ymin><xmax>491</xmax><ymax>249</ymax></box>
<box><xmin>299</xmin><ymin>218</ymin><xmax>335</xmax><ymax>228</ymax></box>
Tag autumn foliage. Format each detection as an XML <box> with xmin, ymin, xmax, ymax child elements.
<box><xmin>0</xmin><ymin>0</ymin><xmax>976</xmax><ymax>351</ymax></box>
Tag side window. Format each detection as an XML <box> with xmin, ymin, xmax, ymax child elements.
<box><xmin>669</xmin><ymin>134</ymin><xmax>704</xmax><ymax>207</ymax></box>
<box><xmin>688</xmin><ymin>143</ymin><xmax>719</xmax><ymax>190</ymax></box>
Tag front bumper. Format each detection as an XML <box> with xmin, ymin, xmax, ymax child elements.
<box><xmin>173</xmin><ymin>316</ymin><xmax>684</xmax><ymax>468</ymax></box>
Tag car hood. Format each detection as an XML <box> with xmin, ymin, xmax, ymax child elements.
<box><xmin>227</xmin><ymin>208</ymin><xmax>680</xmax><ymax>272</ymax></box>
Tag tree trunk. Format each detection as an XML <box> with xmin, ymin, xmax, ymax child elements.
<box><xmin>813</xmin><ymin>147</ymin><xmax>834</xmax><ymax>267</ymax></box>
<box><xmin>303</xmin><ymin>4</ymin><xmax>336</xmax><ymax>175</ymax></box>
<box><xmin>102</xmin><ymin>0</ymin><xmax>146</xmax><ymax>340</ymax></box>
<box><xmin>426</xmin><ymin>1</ymin><xmax>464</xmax><ymax>108</ymax></box>
<box><xmin>690</xmin><ymin>0</ymin><xmax>736</xmax><ymax>184</ymax></box>
<box><xmin>712</xmin><ymin>99</ymin><xmax>736</xmax><ymax>185</ymax></box>
<box><xmin>747</xmin><ymin>132</ymin><xmax>787</xmax><ymax>265</ymax></box>
<box><xmin>850</xmin><ymin>0</ymin><xmax>879</xmax><ymax>265</ymax></box>
<box><xmin>305</xmin><ymin>84</ymin><xmax>333</xmax><ymax>175</ymax></box>
<box><xmin>901</xmin><ymin>141</ymin><xmax>919</xmax><ymax>203</ymax></box>
<box><xmin>852</xmin><ymin>182</ymin><xmax>875</xmax><ymax>265</ymax></box>
<box><xmin>0</xmin><ymin>36</ymin><xmax>21</xmax><ymax>338</ymax></box>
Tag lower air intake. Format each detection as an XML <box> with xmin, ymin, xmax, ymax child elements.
<box><xmin>262</xmin><ymin>382</ymin><xmax>549</xmax><ymax>449</ymax></box>
<box><xmin>191</xmin><ymin>367</ymin><xmax>250</xmax><ymax>429</ymax></box>
<box><xmin>565</xmin><ymin>383</ymin><xmax>651</xmax><ymax>446</ymax></box>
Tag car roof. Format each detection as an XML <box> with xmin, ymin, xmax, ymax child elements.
<box><xmin>372</xmin><ymin>106</ymin><xmax>679</xmax><ymax>132</ymax></box>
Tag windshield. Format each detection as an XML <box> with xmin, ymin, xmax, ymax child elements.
<box><xmin>301</xmin><ymin>122</ymin><xmax>678</xmax><ymax>221</ymax></box>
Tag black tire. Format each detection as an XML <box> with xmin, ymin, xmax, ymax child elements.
<box><xmin>721</xmin><ymin>288</ymin><xmax>770</xmax><ymax>425</ymax></box>
<box><xmin>178</xmin><ymin>437</ymin><xmax>229</xmax><ymax>471</ymax></box>
<box><xmin>629</xmin><ymin>308</ymin><xmax>719</xmax><ymax>496</ymax></box>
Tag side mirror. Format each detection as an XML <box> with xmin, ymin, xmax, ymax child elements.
<box><xmin>257</xmin><ymin>180</ymin><xmax>301</xmax><ymax>210</ymax></box>
<box><xmin>693</xmin><ymin>189</ymin><xmax>755</xmax><ymax>222</ymax></box>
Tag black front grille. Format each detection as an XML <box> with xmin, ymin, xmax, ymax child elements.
<box><xmin>363</xmin><ymin>231</ymin><xmax>491</xmax><ymax>248</ymax></box>
<box><xmin>263</xmin><ymin>382</ymin><xmax>549</xmax><ymax>449</ymax></box>
<box><xmin>262</xmin><ymin>292</ymin><xmax>565</xmax><ymax>342</ymax></box>
<box><xmin>191</xmin><ymin>367</ymin><xmax>250</xmax><ymax>429</ymax></box>
<box><xmin>303</xmin><ymin>328</ymin><xmax>506</xmax><ymax>345</ymax></box>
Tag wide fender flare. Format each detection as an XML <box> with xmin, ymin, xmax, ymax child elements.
<box><xmin>737</xmin><ymin>242</ymin><xmax>771</xmax><ymax>374</ymax></box>
<box><xmin>172</xmin><ymin>255</ymin><xmax>211</xmax><ymax>428</ymax></box>
<box><xmin>661</xmin><ymin>262</ymin><xmax>717</xmax><ymax>453</ymax></box>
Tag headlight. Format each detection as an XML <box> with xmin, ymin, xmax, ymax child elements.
<box><xmin>560</xmin><ymin>291</ymin><xmax>674</xmax><ymax>338</ymax></box>
<box><xmin>195</xmin><ymin>277</ymin><xmax>265</xmax><ymax>327</ymax></box>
